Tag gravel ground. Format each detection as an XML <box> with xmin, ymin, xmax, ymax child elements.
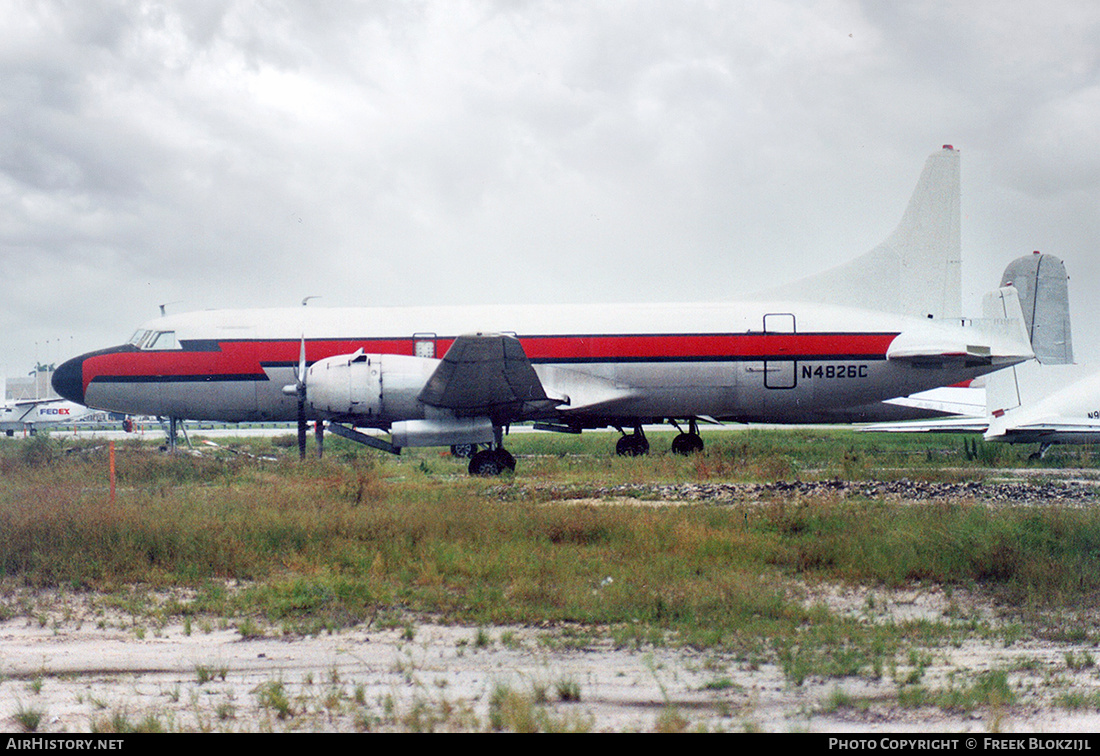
<box><xmin>490</xmin><ymin>474</ymin><xmax>1100</xmax><ymax>507</ymax></box>
<box><xmin>3</xmin><ymin>473</ymin><xmax>1100</xmax><ymax>733</ymax></box>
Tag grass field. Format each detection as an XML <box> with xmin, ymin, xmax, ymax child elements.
<box><xmin>3</xmin><ymin>427</ymin><xmax>1100</xmax><ymax>684</ymax></box>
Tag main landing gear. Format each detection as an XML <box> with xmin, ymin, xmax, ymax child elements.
<box><xmin>158</xmin><ymin>416</ymin><xmax>192</xmax><ymax>453</ymax></box>
<box><xmin>615</xmin><ymin>420</ymin><xmax>706</xmax><ymax>457</ymax></box>
<box><xmin>468</xmin><ymin>446</ymin><xmax>516</xmax><ymax>476</ymax></box>
<box><xmin>1028</xmin><ymin>441</ymin><xmax>1054</xmax><ymax>461</ymax></box>
<box><xmin>450</xmin><ymin>443</ymin><xmax>476</xmax><ymax>459</ymax></box>
<box><xmin>467</xmin><ymin>425</ymin><xmax>516</xmax><ymax>476</ymax></box>
<box><xmin>615</xmin><ymin>424</ymin><xmax>650</xmax><ymax>457</ymax></box>
<box><xmin>670</xmin><ymin>418</ymin><xmax>704</xmax><ymax>455</ymax></box>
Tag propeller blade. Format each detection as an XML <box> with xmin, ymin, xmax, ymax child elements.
<box><xmin>297</xmin><ymin>335</ymin><xmax>307</xmax><ymax>460</ymax></box>
<box><xmin>297</xmin><ymin>335</ymin><xmax>307</xmax><ymax>387</ymax></box>
<box><xmin>298</xmin><ymin>393</ymin><xmax>307</xmax><ymax>460</ymax></box>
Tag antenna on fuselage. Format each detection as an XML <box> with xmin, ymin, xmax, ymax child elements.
<box><xmin>159</xmin><ymin>301</ymin><xmax>183</xmax><ymax>317</ymax></box>
<box><xmin>302</xmin><ymin>296</ymin><xmax>321</xmax><ymax>307</ymax></box>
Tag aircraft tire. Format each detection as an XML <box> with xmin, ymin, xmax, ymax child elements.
<box><xmin>450</xmin><ymin>444</ymin><xmax>476</xmax><ymax>459</ymax></box>
<box><xmin>671</xmin><ymin>433</ymin><xmax>704</xmax><ymax>455</ymax></box>
<box><xmin>469</xmin><ymin>450</ymin><xmax>503</xmax><ymax>476</ymax></box>
<box><xmin>495</xmin><ymin>448</ymin><xmax>516</xmax><ymax>471</ymax></box>
<box><xmin>468</xmin><ymin>448</ymin><xmax>515</xmax><ymax>476</ymax></box>
<box><xmin>616</xmin><ymin>434</ymin><xmax>649</xmax><ymax>457</ymax></box>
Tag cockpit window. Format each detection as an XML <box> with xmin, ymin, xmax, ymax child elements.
<box><xmin>129</xmin><ymin>330</ymin><xmax>153</xmax><ymax>347</ymax></box>
<box><xmin>146</xmin><ymin>331</ymin><xmax>178</xmax><ymax>350</ymax></box>
<box><xmin>129</xmin><ymin>330</ymin><xmax>179</xmax><ymax>350</ymax></box>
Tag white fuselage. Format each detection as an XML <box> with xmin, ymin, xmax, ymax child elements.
<box><xmin>985</xmin><ymin>369</ymin><xmax>1100</xmax><ymax>444</ymax></box>
<box><xmin>54</xmin><ymin>300</ymin><xmax>1029</xmax><ymax>428</ymax></box>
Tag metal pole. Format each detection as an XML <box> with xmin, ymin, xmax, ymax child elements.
<box><xmin>109</xmin><ymin>441</ymin><xmax>116</xmax><ymax>504</ymax></box>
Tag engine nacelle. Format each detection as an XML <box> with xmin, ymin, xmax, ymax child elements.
<box><xmin>305</xmin><ymin>351</ymin><xmax>438</xmax><ymax>423</ymax></box>
<box><xmin>391</xmin><ymin>418</ymin><xmax>495</xmax><ymax>448</ymax></box>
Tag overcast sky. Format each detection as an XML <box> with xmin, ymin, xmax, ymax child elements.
<box><xmin>3</xmin><ymin>0</ymin><xmax>1099</xmax><ymax>384</ymax></box>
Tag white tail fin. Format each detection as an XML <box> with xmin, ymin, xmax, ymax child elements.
<box><xmin>982</xmin><ymin>365</ymin><xmax>1023</xmax><ymax>417</ymax></box>
<box><xmin>759</xmin><ymin>146</ymin><xmax>961</xmax><ymax>319</ymax></box>
<box><xmin>980</xmin><ymin>283</ymin><xmax>1033</xmax><ymax>417</ymax></box>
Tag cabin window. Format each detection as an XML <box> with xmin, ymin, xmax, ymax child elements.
<box><xmin>413</xmin><ymin>333</ymin><xmax>436</xmax><ymax>358</ymax></box>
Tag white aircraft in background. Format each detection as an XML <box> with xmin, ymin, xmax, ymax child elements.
<box><xmin>864</xmin><ymin>365</ymin><xmax>1100</xmax><ymax>459</ymax></box>
<box><xmin>865</xmin><ymin>251</ymin><xmax>1090</xmax><ymax>458</ymax></box>
<box><xmin>52</xmin><ymin>147</ymin><xmax>1073</xmax><ymax>474</ymax></box>
<box><xmin>0</xmin><ymin>399</ymin><xmax>97</xmax><ymax>437</ymax></box>
<box><xmin>0</xmin><ymin>373</ymin><xmax>95</xmax><ymax>437</ymax></box>
<box><xmin>865</xmin><ymin>360</ymin><xmax>1100</xmax><ymax>459</ymax></box>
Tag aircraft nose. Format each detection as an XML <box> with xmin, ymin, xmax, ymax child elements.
<box><xmin>52</xmin><ymin>355</ymin><xmax>85</xmax><ymax>404</ymax></box>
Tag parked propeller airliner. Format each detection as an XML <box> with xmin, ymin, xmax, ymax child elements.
<box><xmin>51</xmin><ymin>147</ymin><xmax>1073</xmax><ymax>474</ymax></box>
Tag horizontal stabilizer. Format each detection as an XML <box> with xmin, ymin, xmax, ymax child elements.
<box><xmin>885</xmin><ymin>339</ymin><xmax>994</xmax><ymax>364</ymax></box>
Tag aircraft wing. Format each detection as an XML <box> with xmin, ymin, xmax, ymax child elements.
<box><xmin>882</xmin><ymin>386</ymin><xmax>987</xmax><ymax>418</ymax></box>
<box><xmin>1000</xmin><ymin>421</ymin><xmax>1100</xmax><ymax>434</ymax></box>
<box><xmin>865</xmin><ymin>416</ymin><xmax>1100</xmax><ymax>441</ymax></box>
<box><xmin>11</xmin><ymin>397</ymin><xmax>61</xmax><ymax>408</ymax></box>
<box><xmin>3</xmin><ymin>398</ymin><xmax>62</xmax><ymax>423</ymax></box>
<box><xmin>861</xmin><ymin>416</ymin><xmax>992</xmax><ymax>434</ymax></box>
<box><xmin>983</xmin><ymin>419</ymin><xmax>1100</xmax><ymax>444</ymax></box>
<box><xmin>532</xmin><ymin>364</ymin><xmax>640</xmax><ymax>415</ymax></box>
<box><xmin>418</xmin><ymin>333</ymin><xmax>562</xmax><ymax>420</ymax></box>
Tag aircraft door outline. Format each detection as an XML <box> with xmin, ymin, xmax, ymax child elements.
<box><xmin>763</xmin><ymin>313</ymin><xmax>797</xmax><ymax>390</ymax></box>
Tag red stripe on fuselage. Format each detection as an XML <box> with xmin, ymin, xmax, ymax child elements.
<box><xmin>81</xmin><ymin>333</ymin><xmax>899</xmax><ymax>390</ymax></box>
<box><xmin>517</xmin><ymin>333</ymin><xmax>896</xmax><ymax>361</ymax></box>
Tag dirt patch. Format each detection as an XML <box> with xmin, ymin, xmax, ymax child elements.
<box><xmin>2</xmin><ymin>585</ymin><xmax>1100</xmax><ymax>733</ymax></box>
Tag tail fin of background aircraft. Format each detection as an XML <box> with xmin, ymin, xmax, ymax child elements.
<box><xmin>980</xmin><ymin>282</ymin><xmax>1035</xmax><ymax>419</ymax></box>
<box><xmin>982</xmin><ymin>365</ymin><xmax>1023</xmax><ymax>418</ymax></box>
<box><xmin>999</xmin><ymin>252</ymin><xmax>1073</xmax><ymax>365</ymax></box>
<box><xmin>759</xmin><ymin>146</ymin><xmax>961</xmax><ymax>320</ymax></box>
<box><xmin>980</xmin><ymin>251</ymin><xmax>1074</xmax><ymax>416</ymax></box>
